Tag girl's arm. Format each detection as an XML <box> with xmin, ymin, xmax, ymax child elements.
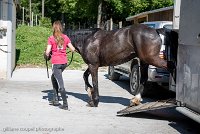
<box><xmin>45</xmin><ymin>45</ymin><xmax>52</xmax><ymax>56</ymax></box>
<box><xmin>68</xmin><ymin>43</ymin><xmax>76</xmax><ymax>52</ymax></box>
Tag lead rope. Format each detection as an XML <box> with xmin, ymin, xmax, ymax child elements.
<box><xmin>45</xmin><ymin>51</ymin><xmax>74</xmax><ymax>78</ymax></box>
<box><xmin>45</xmin><ymin>57</ymin><xmax>49</xmax><ymax>78</ymax></box>
<box><xmin>66</xmin><ymin>51</ymin><xmax>74</xmax><ymax>67</ymax></box>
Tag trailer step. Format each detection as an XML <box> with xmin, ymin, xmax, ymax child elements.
<box><xmin>117</xmin><ymin>98</ymin><xmax>176</xmax><ymax>115</ymax></box>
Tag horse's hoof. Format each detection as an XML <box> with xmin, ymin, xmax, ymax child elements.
<box><xmin>86</xmin><ymin>104</ymin><xmax>98</xmax><ymax>107</ymax></box>
<box><xmin>86</xmin><ymin>100</ymin><xmax>98</xmax><ymax>107</ymax></box>
<box><xmin>86</xmin><ymin>101</ymin><xmax>95</xmax><ymax>107</ymax></box>
<box><xmin>86</xmin><ymin>103</ymin><xmax>93</xmax><ymax>107</ymax></box>
<box><xmin>59</xmin><ymin>105</ymin><xmax>69</xmax><ymax>110</ymax></box>
<box><xmin>130</xmin><ymin>98</ymin><xmax>141</xmax><ymax>106</ymax></box>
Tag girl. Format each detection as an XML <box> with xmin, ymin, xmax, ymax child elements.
<box><xmin>45</xmin><ymin>20</ymin><xmax>76</xmax><ymax>110</ymax></box>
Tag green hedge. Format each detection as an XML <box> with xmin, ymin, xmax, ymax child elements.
<box><xmin>16</xmin><ymin>25</ymin><xmax>85</xmax><ymax>69</ymax></box>
<box><xmin>39</xmin><ymin>17</ymin><xmax>52</xmax><ymax>28</ymax></box>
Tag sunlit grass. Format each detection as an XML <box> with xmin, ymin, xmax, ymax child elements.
<box><xmin>16</xmin><ymin>25</ymin><xmax>85</xmax><ymax>69</ymax></box>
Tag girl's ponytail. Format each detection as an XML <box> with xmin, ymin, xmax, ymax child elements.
<box><xmin>53</xmin><ymin>21</ymin><xmax>64</xmax><ymax>49</ymax></box>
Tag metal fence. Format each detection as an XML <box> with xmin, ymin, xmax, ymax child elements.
<box><xmin>65</xmin><ymin>29</ymin><xmax>98</xmax><ymax>44</ymax></box>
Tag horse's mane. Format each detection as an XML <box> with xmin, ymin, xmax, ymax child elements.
<box><xmin>65</xmin><ymin>28</ymin><xmax>101</xmax><ymax>44</ymax></box>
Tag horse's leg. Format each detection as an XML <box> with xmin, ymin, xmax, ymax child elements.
<box><xmin>130</xmin><ymin>62</ymin><xmax>148</xmax><ymax>106</ymax></box>
<box><xmin>83</xmin><ymin>68</ymin><xmax>94</xmax><ymax>100</ymax></box>
<box><xmin>86</xmin><ymin>64</ymin><xmax>99</xmax><ymax>107</ymax></box>
<box><xmin>146</xmin><ymin>56</ymin><xmax>176</xmax><ymax>74</ymax></box>
<box><xmin>139</xmin><ymin>62</ymin><xmax>149</xmax><ymax>90</ymax></box>
<box><xmin>83</xmin><ymin>68</ymin><xmax>92</xmax><ymax>90</ymax></box>
<box><xmin>130</xmin><ymin>55</ymin><xmax>174</xmax><ymax>106</ymax></box>
<box><xmin>148</xmin><ymin>56</ymin><xmax>167</xmax><ymax>70</ymax></box>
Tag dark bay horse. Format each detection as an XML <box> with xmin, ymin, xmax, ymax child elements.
<box><xmin>71</xmin><ymin>24</ymin><xmax>178</xmax><ymax>107</ymax></box>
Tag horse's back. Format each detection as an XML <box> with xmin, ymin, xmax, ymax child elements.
<box><xmin>97</xmin><ymin>27</ymin><xmax>137</xmax><ymax>66</ymax></box>
<box><xmin>82</xmin><ymin>24</ymin><xmax>163</xmax><ymax>67</ymax></box>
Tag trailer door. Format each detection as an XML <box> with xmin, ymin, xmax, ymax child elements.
<box><xmin>176</xmin><ymin>0</ymin><xmax>200</xmax><ymax>114</ymax></box>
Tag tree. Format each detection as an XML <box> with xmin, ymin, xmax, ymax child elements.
<box><xmin>129</xmin><ymin>0</ymin><xmax>174</xmax><ymax>15</ymax></box>
<box><xmin>97</xmin><ymin>0</ymin><xmax>103</xmax><ymax>28</ymax></box>
<box><xmin>18</xmin><ymin>0</ymin><xmax>174</xmax><ymax>28</ymax></box>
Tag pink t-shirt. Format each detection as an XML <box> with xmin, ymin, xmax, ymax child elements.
<box><xmin>48</xmin><ymin>34</ymin><xmax>71</xmax><ymax>64</ymax></box>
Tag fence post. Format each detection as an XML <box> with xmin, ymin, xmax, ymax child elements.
<box><xmin>22</xmin><ymin>7</ymin><xmax>24</xmax><ymax>25</ymax></box>
<box><xmin>31</xmin><ymin>12</ymin><xmax>33</xmax><ymax>26</ymax></box>
<box><xmin>119</xmin><ymin>21</ymin><xmax>122</xmax><ymax>28</ymax></box>
<box><xmin>110</xmin><ymin>18</ymin><xmax>113</xmax><ymax>30</ymax></box>
<box><xmin>106</xmin><ymin>20</ymin><xmax>109</xmax><ymax>31</ymax></box>
<box><xmin>36</xmin><ymin>15</ymin><xmax>37</xmax><ymax>26</ymax></box>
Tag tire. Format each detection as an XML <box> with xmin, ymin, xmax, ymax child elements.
<box><xmin>108</xmin><ymin>66</ymin><xmax>120</xmax><ymax>81</ymax></box>
<box><xmin>129</xmin><ymin>65</ymin><xmax>140</xmax><ymax>95</ymax></box>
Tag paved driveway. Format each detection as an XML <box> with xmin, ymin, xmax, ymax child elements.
<box><xmin>0</xmin><ymin>68</ymin><xmax>199</xmax><ymax>134</ymax></box>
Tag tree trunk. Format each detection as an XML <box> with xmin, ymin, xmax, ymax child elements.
<box><xmin>42</xmin><ymin>0</ymin><xmax>44</xmax><ymax>18</ymax></box>
<box><xmin>97</xmin><ymin>0</ymin><xmax>102</xmax><ymax>28</ymax></box>
<box><xmin>29</xmin><ymin>0</ymin><xmax>31</xmax><ymax>26</ymax></box>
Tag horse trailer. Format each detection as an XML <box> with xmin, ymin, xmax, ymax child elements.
<box><xmin>173</xmin><ymin>0</ymin><xmax>200</xmax><ymax>123</ymax></box>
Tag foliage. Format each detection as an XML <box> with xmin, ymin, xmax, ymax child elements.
<box><xmin>129</xmin><ymin>0</ymin><xmax>174</xmax><ymax>15</ymax></box>
<box><xmin>39</xmin><ymin>17</ymin><xmax>52</xmax><ymax>28</ymax></box>
<box><xmin>16</xmin><ymin>25</ymin><xmax>51</xmax><ymax>67</ymax></box>
<box><xmin>18</xmin><ymin>0</ymin><xmax>174</xmax><ymax>28</ymax></box>
<box><xmin>16</xmin><ymin>25</ymin><xmax>85</xmax><ymax>69</ymax></box>
<box><xmin>18</xmin><ymin>0</ymin><xmax>41</xmax><ymax>24</ymax></box>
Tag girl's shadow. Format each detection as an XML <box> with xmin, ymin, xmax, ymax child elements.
<box><xmin>41</xmin><ymin>89</ymin><xmax>131</xmax><ymax>106</ymax></box>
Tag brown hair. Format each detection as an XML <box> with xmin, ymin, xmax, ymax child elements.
<box><xmin>52</xmin><ymin>21</ymin><xmax>64</xmax><ymax>49</ymax></box>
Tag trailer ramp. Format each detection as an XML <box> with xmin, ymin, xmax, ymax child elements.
<box><xmin>117</xmin><ymin>99</ymin><xmax>176</xmax><ymax>115</ymax></box>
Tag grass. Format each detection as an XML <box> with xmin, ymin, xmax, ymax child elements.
<box><xmin>16</xmin><ymin>25</ymin><xmax>86</xmax><ymax>69</ymax></box>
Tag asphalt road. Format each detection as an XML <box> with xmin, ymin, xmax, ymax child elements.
<box><xmin>0</xmin><ymin>68</ymin><xmax>199</xmax><ymax>134</ymax></box>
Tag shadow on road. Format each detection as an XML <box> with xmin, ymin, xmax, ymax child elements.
<box><xmin>41</xmin><ymin>89</ymin><xmax>54</xmax><ymax>102</ymax></box>
<box><xmin>104</xmin><ymin>74</ymin><xmax>175</xmax><ymax>100</ymax></box>
<box><xmin>42</xmin><ymin>89</ymin><xmax>130</xmax><ymax>106</ymax></box>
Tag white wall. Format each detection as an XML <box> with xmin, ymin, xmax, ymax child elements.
<box><xmin>0</xmin><ymin>0</ymin><xmax>16</xmax><ymax>79</ymax></box>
